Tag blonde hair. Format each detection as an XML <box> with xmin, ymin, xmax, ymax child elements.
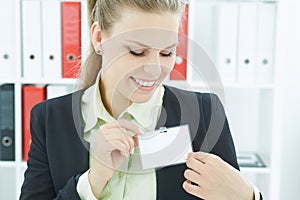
<box><xmin>78</xmin><ymin>0</ymin><xmax>185</xmax><ymax>89</ymax></box>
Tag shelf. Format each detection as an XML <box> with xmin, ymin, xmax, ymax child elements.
<box><xmin>1</xmin><ymin>78</ymin><xmax>77</xmax><ymax>85</ymax></box>
<box><xmin>188</xmin><ymin>82</ymin><xmax>275</xmax><ymax>90</ymax></box>
<box><xmin>164</xmin><ymin>80</ymin><xmax>275</xmax><ymax>90</ymax></box>
<box><xmin>19</xmin><ymin>78</ymin><xmax>77</xmax><ymax>85</ymax></box>
<box><xmin>20</xmin><ymin>162</ymin><xmax>27</xmax><ymax>169</ymax></box>
<box><xmin>0</xmin><ymin>161</ymin><xmax>28</xmax><ymax>169</ymax></box>
<box><xmin>196</xmin><ymin>0</ymin><xmax>278</xmax><ymax>2</ymax></box>
<box><xmin>0</xmin><ymin>161</ymin><xmax>17</xmax><ymax>168</ymax></box>
<box><xmin>0</xmin><ymin>80</ymin><xmax>20</xmax><ymax>84</ymax></box>
<box><xmin>1</xmin><ymin>79</ymin><xmax>275</xmax><ymax>89</ymax></box>
<box><xmin>240</xmin><ymin>167</ymin><xmax>271</xmax><ymax>174</ymax></box>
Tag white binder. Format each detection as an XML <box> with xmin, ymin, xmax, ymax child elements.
<box><xmin>81</xmin><ymin>0</ymin><xmax>90</xmax><ymax>63</ymax></box>
<box><xmin>22</xmin><ymin>0</ymin><xmax>42</xmax><ymax>79</ymax></box>
<box><xmin>46</xmin><ymin>85</ymin><xmax>74</xmax><ymax>99</ymax></box>
<box><xmin>188</xmin><ymin>1</ymin><xmax>215</xmax><ymax>83</ymax></box>
<box><xmin>237</xmin><ymin>2</ymin><xmax>258</xmax><ymax>84</ymax></box>
<box><xmin>213</xmin><ymin>2</ymin><xmax>238</xmax><ymax>84</ymax></box>
<box><xmin>42</xmin><ymin>0</ymin><xmax>62</xmax><ymax>79</ymax></box>
<box><xmin>0</xmin><ymin>1</ymin><xmax>18</xmax><ymax>79</ymax></box>
<box><xmin>255</xmin><ymin>2</ymin><xmax>276</xmax><ymax>84</ymax></box>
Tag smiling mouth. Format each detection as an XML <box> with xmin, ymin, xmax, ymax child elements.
<box><xmin>131</xmin><ymin>77</ymin><xmax>157</xmax><ymax>87</ymax></box>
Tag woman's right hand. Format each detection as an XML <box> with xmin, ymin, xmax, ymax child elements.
<box><xmin>88</xmin><ymin>119</ymin><xmax>142</xmax><ymax>198</ymax></box>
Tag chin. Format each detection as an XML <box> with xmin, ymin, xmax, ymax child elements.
<box><xmin>130</xmin><ymin>92</ymin><xmax>154</xmax><ymax>104</ymax></box>
<box><xmin>126</xmin><ymin>83</ymin><xmax>158</xmax><ymax>103</ymax></box>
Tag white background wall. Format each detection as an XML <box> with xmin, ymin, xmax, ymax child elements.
<box><xmin>276</xmin><ymin>0</ymin><xmax>300</xmax><ymax>199</ymax></box>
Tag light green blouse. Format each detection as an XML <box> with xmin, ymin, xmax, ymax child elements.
<box><xmin>77</xmin><ymin>72</ymin><xmax>165</xmax><ymax>200</ymax></box>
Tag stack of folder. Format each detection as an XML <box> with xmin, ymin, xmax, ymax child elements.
<box><xmin>21</xmin><ymin>0</ymin><xmax>82</xmax><ymax>80</ymax></box>
<box><xmin>191</xmin><ymin>1</ymin><xmax>276</xmax><ymax>85</ymax></box>
<box><xmin>22</xmin><ymin>84</ymin><xmax>74</xmax><ymax>161</ymax></box>
<box><xmin>1</xmin><ymin>0</ymin><xmax>188</xmax><ymax>81</ymax></box>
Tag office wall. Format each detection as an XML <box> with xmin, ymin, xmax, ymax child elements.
<box><xmin>276</xmin><ymin>0</ymin><xmax>300</xmax><ymax>199</ymax></box>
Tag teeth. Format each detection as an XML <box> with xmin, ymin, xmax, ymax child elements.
<box><xmin>133</xmin><ymin>78</ymin><xmax>155</xmax><ymax>87</ymax></box>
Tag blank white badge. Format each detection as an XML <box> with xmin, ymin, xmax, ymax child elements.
<box><xmin>138</xmin><ymin>124</ymin><xmax>193</xmax><ymax>170</ymax></box>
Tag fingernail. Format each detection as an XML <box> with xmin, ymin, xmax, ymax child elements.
<box><xmin>121</xmin><ymin>151</ymin><xmax>129</xmax><ymax>157</ymax></box>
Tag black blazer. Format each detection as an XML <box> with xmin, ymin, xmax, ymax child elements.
<box><xmin>20</xmin><ymin>85</ymin><xmax>239</xmax><ymax>200</ymax></box>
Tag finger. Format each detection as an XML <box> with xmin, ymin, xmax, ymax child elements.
<box><xmin>99</xmin><ymin>127</ymin><xmax>129</xmax><ymax>148</ymax></box>
<box><xmin>183</xmin><ymin>169</ymin><xmax>204</xmax><ymax>186</ymax></box>
<box><xmin>108</xmin><ymin>140</ymin><xmax>129</xmax><ymax>154</ymax></box>
<box><xmin>106</xmin><ymin>135</ymin><xmax>131</xmax><ymax>153</ymax></box>
<box><xmin>123</xmin><ymin>133</ymin><xmax>135</xmax><ymax>153</ymax></box>
<box><xmin>188</xmin><ymin>151</ymin><xmax>210</xmax><ymax>164</ymax></box>
<box><xmin>100</xmin><ymin>139</ymin><xmax>128</xmax><ymax>157</ymax></box>
<box><xmin>182</xmin><ymin>180</ymin><xmax>204</xmax><ymax>199</ymax></box>
<box><xmin>101</xmin><ymin>120</ymin><xmax>141</xmax><ymax>149</ymax></box>
<box><xmin>104</xmin><ymin>119</ymin><xmax>142</xmax><ymax>136</ymax></box>
<box><xmin>105</xmin><ymin>129</ymin><xmax>135</xmax><ymax>152</ymax></box>
<box><xmin>186</xmin><ymin>157</ymin><xmax>206</xmax><ymax>175</ymax></box>
<box><xmin>113</xmin><ymin>127</ymin><xmax>135</xmax><ymax>152</ymax></box>
<box><xmin>195</xmin><ymin>152</ymin><xmax>224</xmax><ymax>168</ymax></box>
<box><xmin>132</xmin><ymin>135</ymin><xmax>139</xmax><ymax>147</ymax></box>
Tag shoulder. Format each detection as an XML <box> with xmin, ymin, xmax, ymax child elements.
<box><xmin>162</xmin><ymin>85</ymin><xmax>225</xmax><ymax>123</ymax></box>
<box><xmin>31</xmin><ymin>90</ymin><xmax>84</xmax><ymax>118</ymax></box>
<box><xmin>163</xmin><ymin>84</ymin><xmax>221</xmax><ymax>107</ymax></box>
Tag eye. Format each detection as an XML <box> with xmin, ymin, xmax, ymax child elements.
<box><xmin>160</xmin><ymin>50</ymin><xmax>174</xmax><ymax>57</ymax></box>
<box><xmin>130</xmin><ymin>50</ymin><xmax>145</xmax><ymax>57</ymax></box>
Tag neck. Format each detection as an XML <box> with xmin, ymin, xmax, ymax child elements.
<box><xmin>99</xmin><ymin>75</ymin><xmax>131</xmax><ymax>119</ymax></box>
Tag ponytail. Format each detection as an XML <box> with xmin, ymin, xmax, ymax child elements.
<box><xmin>77</xmin><ymin>0</ymin><xmax>102</xmax><ymax>90</ymax></box>
<box><xmin>87</xmin><ymin>0</ymin><xmax>97</xmax><ymax>28</ymax></box>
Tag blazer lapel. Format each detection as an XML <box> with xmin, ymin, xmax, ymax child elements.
<box><xmin>155</xmin><ymin>85</ymin><xmax>201</xmax><ymax>200</ymax></box>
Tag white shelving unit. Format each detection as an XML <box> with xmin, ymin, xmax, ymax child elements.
<box><xmin>0</xmin><ymin>0</ymin><xmax>282</xmax><ymax>199</ymax></box>
<box><xmin>182</xmin><ymin>0</ymin><xmax>280</xmax><ymax>199</ymax></box>
<box><xmin>0</xmin><ymin>0</ymin><xmax>81</xmax><ymax>199</ymax></box>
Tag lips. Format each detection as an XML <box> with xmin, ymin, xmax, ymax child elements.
<box><xmin>131</xmin><ymin>77</ymin><xmax>157</xmax><ymax>87</ymax></box>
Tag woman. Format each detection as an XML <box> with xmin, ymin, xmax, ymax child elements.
<box><xmin>20</xmin><ymin>0</ymin><xmax>261</xmax><ymax>199</ymax></box>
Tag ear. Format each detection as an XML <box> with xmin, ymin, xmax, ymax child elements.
<box><xmin>91</xmin><ymin>21</ymin><xmax>103</xmax><ymax>54</ymax></box>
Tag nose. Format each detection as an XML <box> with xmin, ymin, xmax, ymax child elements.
<box><xmin>143</xmin><ymin>52</ymin><xmax>161</xmax><ymax>78</ymax></box>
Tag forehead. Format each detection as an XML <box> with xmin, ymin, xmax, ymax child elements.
<box><xmin>102</xmin><ymin>9</ymin><xmax>180</xmax><ymax>49</ymax></box>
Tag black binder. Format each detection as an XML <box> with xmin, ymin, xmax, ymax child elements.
<box><xmin>0</xmin><ymin>84</ymin><xmax>15</xmax><ymax>161</ymax></box>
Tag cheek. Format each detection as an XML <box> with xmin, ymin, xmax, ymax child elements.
<box><xmin>105</xmin><ymin>55</ymin><xmax>135</xmax><ymax>77</ymax></box>
<box><xmin>161</xmin><ymin>65</ymin><xmax>172</xmax><ymax>76</ymax></box>
<box><xmin>118</xmin><ymin>55</ymin><xmax>145</xmax><ymax>72</ymax></box>
<box><xmin>161</xmin><ymin>58</ymin><xmax>176</xmax><ymax>74</ymax></box>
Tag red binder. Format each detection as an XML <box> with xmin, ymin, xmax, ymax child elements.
<box><xmin>170</xmin><ymin>3</ymin><xmax>189</xmax><ymax>80</ymax></box>
<box><xmin>61</xmin><ymin>2</ymin><xmax>81</xmax><ymax>78</ymax></box>
<box><xmin>22</xmin><ymin>85</ymin><xmax>46</xmax><ymax>161</ymax></box>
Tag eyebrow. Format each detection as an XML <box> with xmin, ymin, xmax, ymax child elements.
<box><xmin>126</xmin><ymin>40</ymin><xmax>178</xmax><ymax>49</ymax></box>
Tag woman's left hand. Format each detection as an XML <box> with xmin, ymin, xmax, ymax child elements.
<box><xmin>182</xmin><ymin>151</ymin><xmax>254</xmax><ymax>200</ymax></box>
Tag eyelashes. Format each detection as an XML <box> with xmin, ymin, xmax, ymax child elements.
<box><xmin>130</xmin><ymin>50</ymin><xmax>145</xmax><ymax>57</ymax></box>
<box><xmin>129</xmin><ymin>50</ymin><xmax>174</xmax><ymax>57</ymax></box>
